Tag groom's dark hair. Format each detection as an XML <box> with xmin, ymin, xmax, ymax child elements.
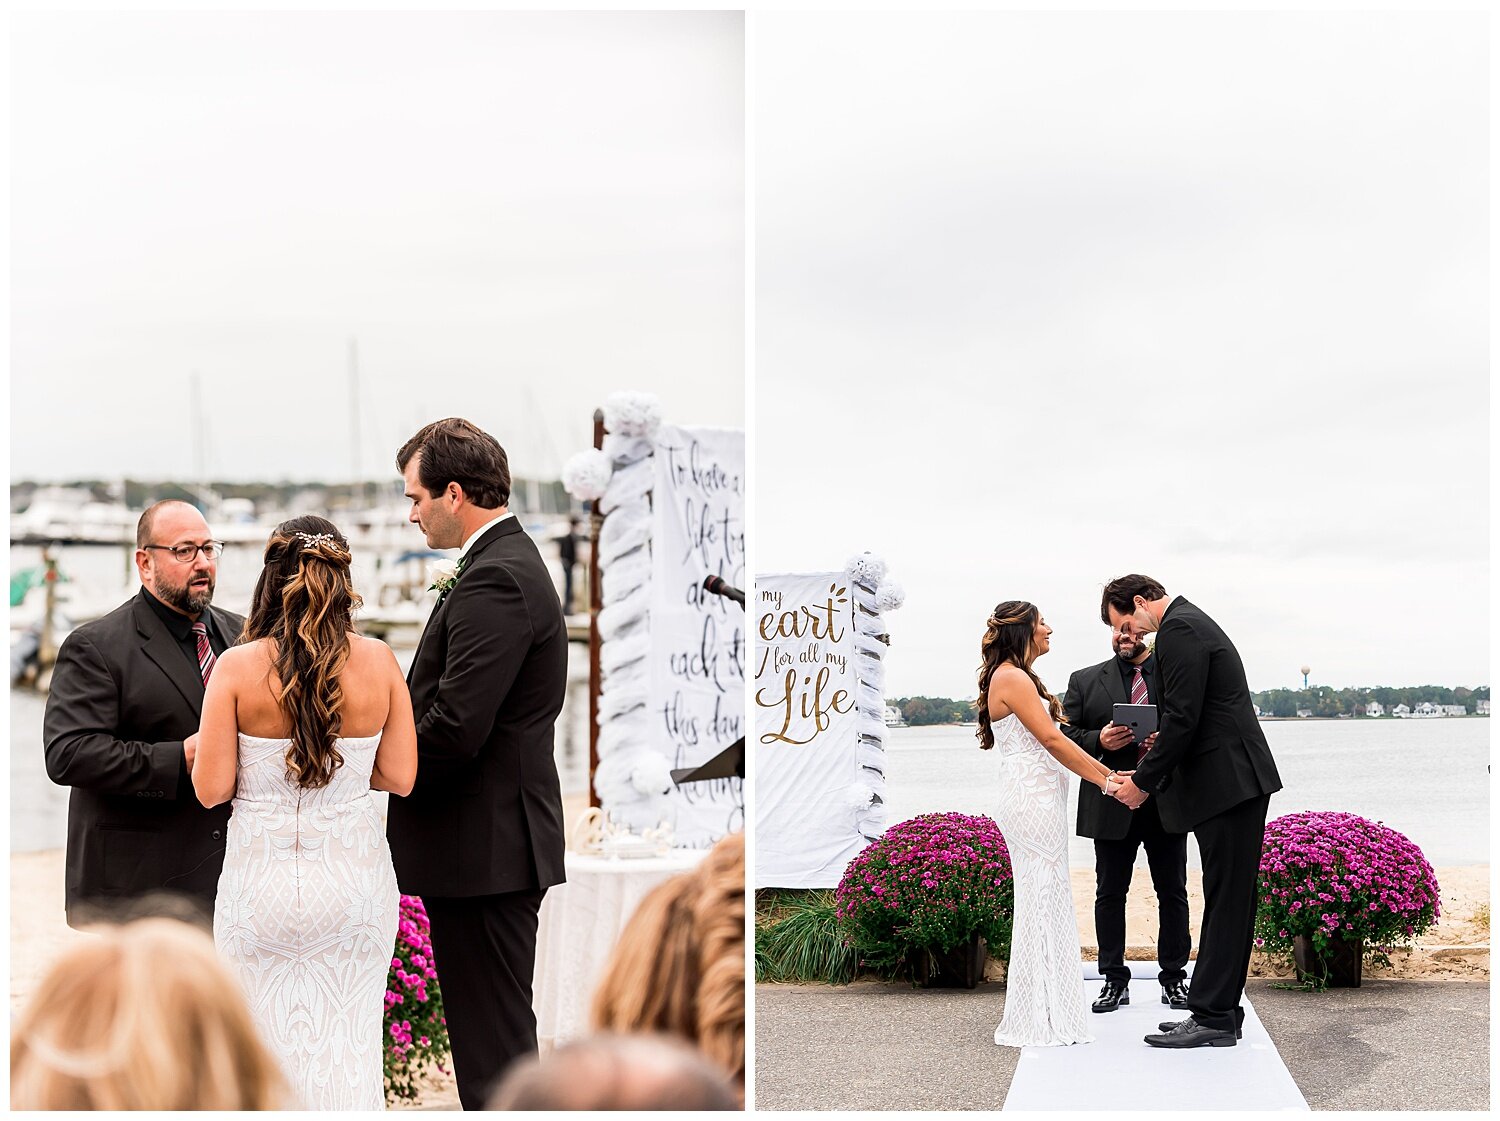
<box><xmin>1100</xmin><ymin>574</ymin><xmax>1168</xmax><ymax>623</ymax></box>
<box><xmin>397</xmin><ymin>418</ymin><xmax>511</xmax><ymax>509</ymax></box>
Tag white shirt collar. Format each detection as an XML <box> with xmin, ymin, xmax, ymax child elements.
<box><xmin>459</xmin><ymin>511</ymin><xmax>514</xmax><ymax>561</ymax></box>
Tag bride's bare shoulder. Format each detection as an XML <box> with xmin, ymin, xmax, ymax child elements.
<box><xmin>986</xmin><ymin>663</ymin><xmax>1027</xmax><ymax>715</ymax></box>
<box><xmin>349</xmin><ymin>633</ymin><xmax>401</xmax><ymax>670</ymax></box>
<box><xmin>989</xmin><ymin>663</ymin><xmax>1029</xmax><ymax>688</ymax></box>
<box><xmin>222</xmin><ymin>637</ymin><xmax>272</xmax><ymax>668</ymax></box>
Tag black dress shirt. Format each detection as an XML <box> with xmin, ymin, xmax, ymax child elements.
<box><xmin>141</xmin><ymin>587</ymin><xmax>233</xmax><ymax>670</ymax></box>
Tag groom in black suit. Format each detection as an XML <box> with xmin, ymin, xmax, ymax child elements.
<box><xmin>1062</xmin><ymin>629</ymin><xmax>1191</xmax><ymax>1014</ymax></box>
<box><xmin>388</xmin><ymin>418</ymin><xmax>568</xmax><ymax>1109</ymax></box>
<box><xmin>1103</xmin><ymin>576</ymin><xmax>1281</xmax><ymax>1048</ymax></box>
<box><xmin>44</xmin><ymin>500</ymin><xmax>241</xmax><ymax>926</ymax></box>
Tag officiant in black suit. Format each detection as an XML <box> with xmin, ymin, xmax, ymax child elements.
<box><xmin>388</xmin><ymin>418</ymin><xmax>568</xmax><ymax>1110</ymax></box>
<box><xmin>43</xmin><ymin>500</ymin><xmax>242</xmax><ymax>927</ymax></box>
<box><xmin>1103</xmin><ymin>575</ymin><xmax>1282</xmax><ymax>1049</ymax></box>
<box><xmin>1062</xmin><ymin>627</ymin><xmax>1190</xmax><ymax>1015</ymax></box>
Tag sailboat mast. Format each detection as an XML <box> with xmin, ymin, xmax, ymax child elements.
<box><xmin>191</xmin><ymin>371</ymin><xmax>207</xmax><ymax>509</ymax></box>
<box><xmin>349</xmin><ymin>338</ymin><xmax>362</xmax><ymax>509</ymax></box>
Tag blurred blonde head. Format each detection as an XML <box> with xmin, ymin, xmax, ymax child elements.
<box><xmin>590</xmin><ymin>830</ymin><xmax>745</xmax><ymax>1087</ymax></box>
<box><xmin>10</xmin><ymin>917</ymin><xmax>287</xmax><ymax>1110</ymax></box>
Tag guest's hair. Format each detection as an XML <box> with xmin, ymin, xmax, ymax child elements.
<box><xmin>590</xmin><ymin>831</ymin><xmax>745</xmax><ymax>1088</ymax></box>
<box><xmin>396</xmin><ymin>417</ymin><xmax>511</xmax><ymax>508</ymax></box>
<box><xmin>135</xmin><ymin>499</ymin><xmax>197</xmax><ymax>549</ymax></box>
<box><xmin>975</xmin><ymin>600</ymin><xmax>1065</xmax><ymax>750</ymax></box>
<box><xmin>241</xmin><ymin>515</ymin><xmax>361</xmax><ymax>790</ymax></box>
<box><xmin>9</xmin><ymin>918</ymin><xmax>287</xmax><ymax>1110</ymax></box>
<box><xmin>1099</xmin><ymin>574</ymin><xmax>1168</xmax><ymax>624</ymax></box>
<box><xmin>486</xmin><ymin>1033</ymin><xmax>739</xmax><ymax>1111</ymax></box>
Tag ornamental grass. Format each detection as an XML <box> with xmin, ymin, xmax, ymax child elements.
<box><xmin>834</xmin><ymin>812</ymin><xmax>1014</xmax><ymax>976</ymax></box>
<box><xmin>1254</xmin><ymin>811</ymin><xmax>1441</xmax><ymax>972</ymax></box>
<box><xmin>755</xmin><ymin>889</ymin><xmax>858</xmax><ymax>984</ymax></box>
<box><xmin>384</xmin><ymin>895</ymin><xmax>450</xmax><ymax>1103</ymax></box>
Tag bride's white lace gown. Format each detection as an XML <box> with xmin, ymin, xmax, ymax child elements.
<box><xmin>991</xmin><ymin>713</ymin><xmax>1093</xmax><ymax>1047</ymax></box>
<box><xmin>214</xmin><ymin>733</ymin><xmax>399</xmax><ymax>1109</ymax></box>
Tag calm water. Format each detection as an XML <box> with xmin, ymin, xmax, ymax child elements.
<box><xmin>880</xmin><ymin>719</ymin><xmax>1491</xmax><ymax>868</ymax></box>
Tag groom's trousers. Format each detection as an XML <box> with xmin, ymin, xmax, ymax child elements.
<box><xmin>1186</xmin><ymin>793</ymin><xmax>1271</xmax><ymax>1033</ymax></box>
<box><xmin>425</xmin><ymin>888</ymin><xmax>547</xmax><ymax>1111</ymax></box>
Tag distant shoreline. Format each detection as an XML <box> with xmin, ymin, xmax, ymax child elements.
<box><xmin>890</xmin><ymin>715</ymin><xmax>1490</xmax><ymax>728</ymax></box>
<box><xmin>1257</xmin><ymin>714</ymin><xmax>1489</xmax><ymax>722</ymax></box>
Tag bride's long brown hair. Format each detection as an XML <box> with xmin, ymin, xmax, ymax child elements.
<box><xmin>975</xmin><ymin>600</ymin><xmax>1066</xmax><ymax>750</ymax></box>
<box><xmin>240</xmin><ymin>516</ymin><xmax>362</xmax><ymax>789</ymax></box>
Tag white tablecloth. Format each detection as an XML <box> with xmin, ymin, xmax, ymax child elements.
<box><xmin>533</xmin><ymin>848</ymin><xmax>707</xmax><ymax>1051</ymax></box>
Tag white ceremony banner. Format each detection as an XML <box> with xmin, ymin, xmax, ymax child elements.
<box><xmin>646</xmin><ymin>424</ymin><xmax>745</xmax><ymax>847</ymax></box>
<box><xmin>754</xmin><ymin>572</ymin><xmax>869</xmax><ymax>888</ymax></box>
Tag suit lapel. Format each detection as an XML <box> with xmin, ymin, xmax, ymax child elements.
<box><xmin>1101</xmin><ymin>660</ymin><xmax>1128</xmax><ymax>706</ymax></box>
<box><xmin>409</xmin><ymin>596</ymin><xmax>445</xmax><ymax>683</ymax></box>
<box><xmin>406</xmin><ymin>517</ymin><xmax>525</xmax><ymax>682</ymax></box>
<box><xmin>209</xmin><ymin>604</ymin><xmax>244</xmax><ymax>646</ymax></box>
<box><xmin>134</xmin><ymin>599</ymin><xmax>205</xmax><ymax>717</ymax></box>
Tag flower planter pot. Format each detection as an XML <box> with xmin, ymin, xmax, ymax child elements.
<box><xmin>1293</xmin><ymin>933</ymin><xmax>1363</xmax><ymax>987</ymax></box>
<box><xmin>911</xmin><ymin>934</ymin><xmax>986</xmax><ymax>989</ymax></box>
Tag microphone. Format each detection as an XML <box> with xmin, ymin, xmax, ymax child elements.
<box><xmin>702</xmin><ymin>575</ymin><xmax>745</xmax><ymax>606</ymax></box>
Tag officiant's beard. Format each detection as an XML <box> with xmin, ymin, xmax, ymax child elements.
<box><xmin>153</xmin><ymin>569</ymin><xmax>215</xmax><ymax>615</ymax></box>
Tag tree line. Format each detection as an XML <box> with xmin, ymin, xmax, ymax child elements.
<box><xmin>888</xmin><ymin>696</ymin><xmax>975</xmax><ymax>725</ymax></box>
<box><xmin>1252</xmin><ymin>685</ymin><xmax>1489</xmax><ymax>718</ymax></box>
<box><xmin>891</xmin><ymin>684</ymin><xmax>1490</xmax><ymax>725</ymax></box>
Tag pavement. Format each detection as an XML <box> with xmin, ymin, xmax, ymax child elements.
<box><xmin>752</xmin><ymin>978</ymin><xmax>1490</xmax><ymax>1112</ymax></box>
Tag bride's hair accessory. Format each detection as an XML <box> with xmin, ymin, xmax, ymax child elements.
<box><xmin>293</xmin><ymin>531</ymin><xmax>351</xmax><ymax>562</ymax></box>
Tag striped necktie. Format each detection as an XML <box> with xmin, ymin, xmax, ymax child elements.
<box><xmin>1131</xmin><ymin>665</ymin><xmax>1149</xmax><ymax>761</ymax></box>
<box><xmin>191</xmin><ymin>621</ymin><xmax>217</xmax><ymax>685</ymax></box>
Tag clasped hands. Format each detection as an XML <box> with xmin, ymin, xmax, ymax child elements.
<box><xmin>1104</xmin><ymin>771</ymin><xmax>1149</xmax><ymax>808</ymax></box>
<box><xmin>1099</xmin><ymin>725</ymin><xmax>1155</xmax><ymax>808</ymax></box>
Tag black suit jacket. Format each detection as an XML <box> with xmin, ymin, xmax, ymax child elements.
<box><xmin>43</xmin><ymin>591</ymin><xmax>243</xmax><ymax>926</ymax></box>
<box><xmin>387</xmin><ymin>517</ymin><xmax>568</xmax><ymax>898</ymax></box>
<box><xmin>1129</xmin><ymin>598</ymin><xmax>1282</xmax><ymax>832</ymax></box>
<box><xmin>1062</xmin><ymin>657</ymin><xmax>1146</xmax><ymax>841</ymax></box>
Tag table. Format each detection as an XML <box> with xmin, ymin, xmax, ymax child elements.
<box><xmin>533</xmin><ymin>847</ymin><xmax>707</xmax><ymax>1051</ymax></box>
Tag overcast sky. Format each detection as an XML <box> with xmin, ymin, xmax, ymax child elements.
<box><xmin>755</xmin><ymin>11</ymin><xmax>1488</xmax><ymax>693</ymax></box>
<box><xmin>11</xmin><ymin>10</ymin><xmax>743</xmax><ymax>484</ymax></box>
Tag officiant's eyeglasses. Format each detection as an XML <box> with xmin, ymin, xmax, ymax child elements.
<box><xmin>143</xmin><ymin>542</ymin><xmax>225</xmax><ymax>562</ymax></box>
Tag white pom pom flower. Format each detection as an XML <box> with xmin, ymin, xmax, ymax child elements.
<box><xmin>840</xmin><ymin>781</ymin><xmax>876</xmax><ymax>812</ymax></box>
<box><xmin>562</xmin><ymin>448</ymin><xmax>613</xmax><ymax>500</ymax></box>
<box><xmin>603</xmin><ymin>391</ymin><xmax>663</xmax><ymax>439</ymax></box>
<box><xmin>630</xmin><ymin>752</ymin><xmax>675</xmax><ymax>796</ymax></box>
<box><xmin>845</xmin><ymin>552</ymin><xmax>888</xmax><ymax>586</ymax></box>
<box><xmin>875</xmin><ymin>579</ymin><xmax>906</xmax><ymax>612</ymax></box>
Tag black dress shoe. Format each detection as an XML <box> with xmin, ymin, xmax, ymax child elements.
<box><xmin>1159</xmin><ymin>1017</ymin><xmax>1242</xmax><ymax>1039</ymax></box>
<box><xmin>1091</xmin><ymin>980</ymin><xmax>1130</xmax><ymax>1013</ymax></box>
<box><xmin>1146</xmin><ymin>1017</ymin><xmax>1237</xmax><ymax>1048</ymax></box>
<box><xmin>1161</xmin><ymin>980</ymin><xmax>1190</xmax><ymax>1009</ymax></box>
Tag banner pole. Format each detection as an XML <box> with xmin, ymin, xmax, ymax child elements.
<box><xmin>588</xmin><ymin>408</ymin><xmax>605</xmax><ymax>810</ymax></box>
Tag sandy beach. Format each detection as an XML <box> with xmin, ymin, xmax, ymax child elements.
<box><xmin>1062</xmin><ymin>865</ymin><xmax>1490</xmax><ymax>981</ymax></box>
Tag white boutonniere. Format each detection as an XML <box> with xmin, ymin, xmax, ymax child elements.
<box><xmin>1143</xmin><ymin>632</ymin><xmax>1157</xmax><ymax>651</ymax></box>
<box><xmin>428</xmin><ymin>559</ymin><xmax>460</xmax><ymax>595</ymax></box>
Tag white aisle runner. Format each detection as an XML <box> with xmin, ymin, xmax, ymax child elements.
<box><xmin>1001</xmin><ymin>962</ymin><xmax>1308</xmax><ymax>1111</ymax></box>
